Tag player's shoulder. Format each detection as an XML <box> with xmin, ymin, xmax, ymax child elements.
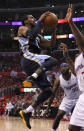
<box><xmin>18</xmin><ymin>26</ymin><xmax>28</xmax><ymax>30</ymax></box>
<box><xmin>75</xmin><ymin>53</ymin><xmax>82</xmax><ymax>63</ymax></box>
<box><xmin>18</xmin><ymin>26</ymin><xmax>29</xmax><ymax>36</ymax></box>
<box><xmin>71</xmin><ymin>72</ymin><xmax>77</xmax><ymax>79</ymax></box>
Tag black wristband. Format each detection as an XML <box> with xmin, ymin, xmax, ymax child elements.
<box><xmin>37</xmin><ymin>21</ymin><xmax>43</xmax><ymax>27</ymax></box>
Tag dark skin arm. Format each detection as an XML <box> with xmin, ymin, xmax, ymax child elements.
<box><xmin>45</xmin><ymin>78</ymin><xmax>60</xmax><ymax>115</ymax></box>
<box><xmin>60</xmin><ymin>43</ymin><xmax>76</xmax><ymax>75</ymax></box>
<box><xmin>40</xmin><ymin>29</ymin><xmax>56</xmax><ymax>47</ymax></box>
<box><xmin>66</xmin><ymin>4</ymin><xmax>84</xmax><ymax>53</ymax></box>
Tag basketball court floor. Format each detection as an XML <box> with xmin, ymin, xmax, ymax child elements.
<box><xmin>0</xmin><ymin>116</ymin><xmax>69</xmax><ymax>131</ymax></box>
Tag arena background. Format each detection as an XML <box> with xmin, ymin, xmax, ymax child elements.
<box><xmin>0</xmin><ymin>0</ymin><xmax>84</xmax><ymax>119</ymax></box>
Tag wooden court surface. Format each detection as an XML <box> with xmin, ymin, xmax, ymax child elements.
<box><xmin>0</xmin><ymin>116</ymin><xmax>69</xmax><ymax>131</ymax></box>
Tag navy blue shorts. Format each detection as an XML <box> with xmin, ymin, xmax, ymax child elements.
<box><xmin>21</xmin><ymin>56</ymin><xmax>51</xmax><ymax>89</ymax></box>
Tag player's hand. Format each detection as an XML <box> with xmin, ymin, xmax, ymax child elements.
<box><xmin>66</xmin><ymin>4</ymin><xmax>73</xmax><ymax>22</ymax></box>
<box><xmin>38</xmin><ymin>11</ymin><xmax>51</xmax><ymax>22</ymax></box>
<box><xmin>51</xmin><ymin>28</ymin><xmax>56</xmax><ymax>32</ymax></box>
<box><xmin>60</xmin><ymin>43</ymin><xmax>68</xmax><ymax>56</ymax></box>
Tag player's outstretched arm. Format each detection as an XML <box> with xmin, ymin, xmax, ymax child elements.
<box><xmin>45</xmin><ymin>78</ymin><xmax>60</xmax><ymax>115</ymax></box>
<box><xmin>60</xmin><ymin>43</ymin><xmax>76</xmax><ymax>75</ymax></box>
<box><xmin>66</xmin><ymin>4</ymin><xmax>84</xmax><ymax>52</ymax></box>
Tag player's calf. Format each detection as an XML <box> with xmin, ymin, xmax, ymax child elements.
<box><xmin>68</xmin><ymin>125</ymin><xmax>81</xmax><ymax>131</ymax></box>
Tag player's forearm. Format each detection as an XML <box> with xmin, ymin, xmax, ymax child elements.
<box><xmin>50</xmin><ymin>29</ymin><xmax>56</xmax><ymax>47</ymax></box>
<box><xmin>32</xmin><ymin>21</ymin><xmax>43</xmax><ymax>37</ymax></box>
<box><xmin>69</xmin><ymin>21</ymin><xmax>84</xmax><ymax>51</ymax></box>
<box><xmin>65</xmin><ymin>56</ymin><xmax>75</xmax><ymax>75</ymax></box>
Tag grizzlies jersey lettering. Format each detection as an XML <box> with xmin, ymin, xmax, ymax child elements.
<box><xmin>18</xmin><ymin>35</ymin><xmax>41</xmax><ymax>55</ymax></box>
<box><xmin>17</xmin><ymin>35</ymin><xmax>50</xmax><ymax>65</ymax></box>
<box><xmin>59</xmin><ymin>73</ymin><xmax>80</xmax><ymax>99</ymax></box>
<box><xmin>75</xmin><ymin>53</ymin><xmax>84</xmax><ymax>92</ymax></box>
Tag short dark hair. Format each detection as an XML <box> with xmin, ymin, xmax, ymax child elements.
<box><xmin>22</xmin><ymin>14</ymin><xmax>29</xmax><ymax>25</ymax></box>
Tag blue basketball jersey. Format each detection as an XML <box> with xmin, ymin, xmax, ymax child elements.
<box><xmin>18</xmin><ymin>35</ymin><xmax>41</xmax><ymax>55</ymax></box>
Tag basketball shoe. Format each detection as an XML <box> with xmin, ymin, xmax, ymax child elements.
<box><xmin>19</xmin><ymin>110</ymin><xmax>32</xmax><ymax>129</ymax></box>
<box><xmin>23</xmin><ymin>76</ymin><xmax>35</xmax><ymax>87</ymax></box>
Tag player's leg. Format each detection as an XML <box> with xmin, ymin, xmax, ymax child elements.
<box><xmin>66</xmin><ymin>126</ymin><xmax>83</xmax><ymax>131</ymax></box>
<box><xmin>68</xmin><ymin>126</ymin><xmax>84</xmax><ymax>131</ymax></box>
<box><xmin>20</xmin><ymin>62</ymin><xmax>53</xmax><ymax>128</ymax></box>
<box><xmin>51</xmin><ymin>97</ymin><xmax>74</xmax><ymax>131</ymax></box>
<box><xmin>68</xmin><ymin>93</ymin><xmax>84</xmax><ymax>131</ymax></box>
<box><xmin>23</xmin><ymin>56</ymin><xmax>57</xmax><ymax>87</ymax></box>
<box><xmin>68</xmin><ymin>125</ymin><xmax>81</xmax><ymax>131</ymax></box>
<box><xmin>20</xmin><ymin>56</ymin><xmax>39</xmax><ymax>128</ymax></box>
<box><xmin>51</xmin><ymin>110</ymin><xmax>66</xmax><ymax>131</ymax></box>
<box><xmin>21</xmin><ymin>56</ymin><xmax>40</xmax><ymax>87</ymax></box>
<box><xmin>20</xmin><ymin>87</ymin><xmax>52</xmax><ymax>129</ymax></box>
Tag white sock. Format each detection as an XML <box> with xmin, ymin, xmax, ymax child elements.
<box><xmin>26</xmin><ymin>105</ymin><xmax>34</xmax><ymax>113</ymax></box>
<box><xmin>32</xmin><ymin>73</ymin><xmax>38</xmax><ymax>79</ymax></box>
<box><xmin>51</xmin><ymin>129</ymin><xmax>56</xmax><ymax>131</ymax></box>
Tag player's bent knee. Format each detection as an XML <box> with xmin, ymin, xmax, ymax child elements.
<box><xmin>56</xmin><ymin>113</ymin><xmax>64</xmax><ymax>120</ymax></box>
<box><xmin>68</xmin><ymin>125</ymin><xmax>73</xmax><ymax>131</ymax></box>
<box><xmin>36</xmin><ymin>89</ymin><xmax>52</xmax><ymax>106</ymax></box>
<box><xmin>40</xmin><ymin>57</ymin><xmax>58</xmax><ymax>71</ymax></box>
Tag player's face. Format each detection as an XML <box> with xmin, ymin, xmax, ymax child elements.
<box><xmin>27</xmin><ymin>15</ymin><xmax>36</xmax><ymax>26</ymax></box>
<box><xmin>61</xmin><ymin>66</ymin><xmax>69</xmax><ymax>76</ymax></box>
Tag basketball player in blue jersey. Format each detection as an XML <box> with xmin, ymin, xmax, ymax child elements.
<box><xmin>18</xmin><ymin>12</ymin><xmax>58</xmax><ymax>129</ymax></box>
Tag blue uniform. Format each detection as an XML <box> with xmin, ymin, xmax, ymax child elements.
<box><xmin>18</xmin><ymin>35</ymin><xmax>51</xmax><ymax>89</ymax></box>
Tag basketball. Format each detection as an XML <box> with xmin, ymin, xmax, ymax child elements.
<box><xmin>43</xmin><ymin>12</ymin><xmax>58</xmax><ymax>30</ymax></box>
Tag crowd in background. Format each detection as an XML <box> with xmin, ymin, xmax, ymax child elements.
<box><xmin>0</xmin><ymin>55</ymin><xmax>21</xmax><ymax>72</ymax></box>
<box><xmin>0</xmin><ymin>54</ymin><xmax>64</xmax><ymax>117</ymax></box>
